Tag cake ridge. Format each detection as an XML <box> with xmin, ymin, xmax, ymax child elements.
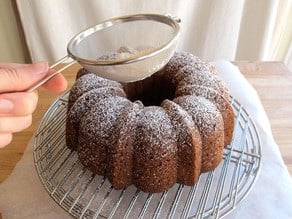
<box><xmin>175</xmin><ymin>84</ymin><xmax>234</xmax><ymax>146</ymax></box>
<box><xmin>173</xmin><ymin>95</ymin><xmax>224</xmax><ymax>172</ymax></box>
<box><xmin>161</xmin><ymin>99</ymin><xmax>202</xmax><ymax>185</ymax></box>
<box><xmin>78</xmin><ymin>96</ymin><xmax>132</xmax><ymax>174</ymax></box>
<box><xmin>133</xmin><ymin>106</ymin><xmax>177</xmax><ymax>193</ymax></box>
<box><xmin>108</xmin><ymin>101</ymin><xmax>143</xmax><ymax>189</ymax></box>
<box><xmin>66</xmin><ymin>86</ymin><xmax>126</xmax><ymax>150</ymax></box>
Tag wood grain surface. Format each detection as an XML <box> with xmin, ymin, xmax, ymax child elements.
<box><xmin>0</xmin><ymin>62</ymin><xmax>291</xmax><ymax>184</ymax></box>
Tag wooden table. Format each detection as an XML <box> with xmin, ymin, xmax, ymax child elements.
<box><xmin>0</xmin><ymin>62</ymin><xmax>291</xmax><ymax>184</ymax></box>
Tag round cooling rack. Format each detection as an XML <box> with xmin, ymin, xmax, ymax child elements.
<box><xmin>33</xmin><ymin>91</ymin><xmax>261</xmax><ymax>219</ymax></box>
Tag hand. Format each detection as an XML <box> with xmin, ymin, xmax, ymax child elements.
<box><xmin>0</xmin><ymin>62</ymin><xmax>67</xmax><ymax>148</ymax></box>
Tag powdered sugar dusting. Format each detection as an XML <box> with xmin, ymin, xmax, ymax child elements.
<box><xmin>68</xmin><ymin>72</ymin><xmax>122</xmax><ymax>110</ymax></box>
<box><xmin>97</xmin><ymin>46</ymin><xmax>156</xmax><ymax>62</ymax></box>
<box><xmin>175</xmin><ymin>65</ymin><xmax>229</xmax><ymax>99</ymax></box>
<box><xmin>173</xmin><ymin>95</ymin><xmax>225</xmax><ymax>172</ymax></box>
<box><xmin>66</xmin><ymin>86</ymin><xmax>126</xmax><ymax>149</ymax></box>
<box><xmin>136</xmin><ymin>106</ymin><xmax>176</xmax><ymax>154</ymax></box>
<box><xmin>161</xmin><ymin>51</ymin><xmax>218</xmax><ymax>86</ymax></box>
<box><xmin>133</xmin><ymin>106</ymin><xmax>177</xmax><ymax>192</ymax></box>
<box><xmin>161</xmin><ymin>99</ymin><xmax>202</xmax><ymax>184</ymax></box>
<box><xmin>175</xmin><ymin>85</ymin><xmax>228</xmax><ymax>108</ymax></box>
<box><xmin>69</xmin><ymin>87</ymin><xmax>126</xmax><ymax>127</ymax></box>
<box><xmin>174</xmin><ymin>95</ymin><xmax>223</xmax><ymax>136</ymax></box>
<box><xmin>78</xmin><ymin>96</ymin><xmax>132</xmax><ymax>174</ymax></box>
<box><xmin>107</xmin><ymin>101</ymin><xmax>143</xmax><ymax>188</ymax></box>
<box><xmin>175</xmin><ymin>85</ymin><xmax>235</xmax><ymax>146</ymax></box>
<box><xmin>164</xmin><ymin>51</ymin><xmax>201</xmax><ymax>74</ymax></box>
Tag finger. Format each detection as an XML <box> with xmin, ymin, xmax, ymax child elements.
<box><xmin>0</xmin><ymin>115</ymin><xmax>32</xmax><ymax>133</ymax></box>
<box><xmin>41</xmin><ymin>70</ymin><xmax>68</xmax><ymax>93</ymax></box>
<box><xmin>0</xmin><ymin>91</ymin><xmax>38</xmax><ymax>116</ymax></box>
<box><xmin>0</xmin><ymin>133</ymin><xmax>12</xmax><ymax>148</ymax></box>
<box><xmin>0</xmin><ymin>62</ymin><xmax>49</xmax><ymax>93</ymax></box>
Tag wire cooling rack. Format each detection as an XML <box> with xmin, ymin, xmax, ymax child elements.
<box><xmin>33</xmin><ymin>91</ymin><xmax>261</xmax><ymax>219</ymax></box>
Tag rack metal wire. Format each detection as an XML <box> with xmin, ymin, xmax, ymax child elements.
<box><xmin>33</xmin><ymin>86</ymin><xmax>261</xmax><ymax>219</ymax></box>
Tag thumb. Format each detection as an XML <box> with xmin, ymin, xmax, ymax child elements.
<box><xmin>0</xmin><ymin>62</ymin><xmax>49</xmax><ymax>93</ymax></box>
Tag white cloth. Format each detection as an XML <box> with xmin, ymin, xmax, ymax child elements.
<box><xmin>1</xmin><ymin>61</ymin><xmax>292</xmax><ymax>218</ymax></box>
<box><xmin>16</xmin><ymin>0</ymin><xmax>292</xmax><ymax>70</ymax></box>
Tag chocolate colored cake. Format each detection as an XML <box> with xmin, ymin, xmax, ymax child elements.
<box><xmin>66</xmin><ymin>51</ymin><xmax>235</xmax><ymax>193</ymax></box>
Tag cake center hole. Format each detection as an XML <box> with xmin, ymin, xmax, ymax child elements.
<box><xmin>122</xmin><ymin>71</ymin><xmax>175</xmax><ymax>106</ymax></box>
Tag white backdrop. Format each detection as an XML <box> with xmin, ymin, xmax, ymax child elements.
<box><xmin>16</xmin><ymin>0</ymin><xmax>292</xmax><ymax>69</ymax></box>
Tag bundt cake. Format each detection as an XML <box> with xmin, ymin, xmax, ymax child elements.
<box><xmin>66</xmin><ymin>51</ymin><xmax>235</xmax><ymax>193</ymax></box>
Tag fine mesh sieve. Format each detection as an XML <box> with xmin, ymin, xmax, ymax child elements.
<box><xmin>27</xmin><ymin>14</ymin><xmax>180</xmax><ymax>92</ymax></box>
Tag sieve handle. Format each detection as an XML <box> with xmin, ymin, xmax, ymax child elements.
<box><xmin>26</xmin><ymin>56</ymin><xmax>76</xmax><ymax>92</ymax></box>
